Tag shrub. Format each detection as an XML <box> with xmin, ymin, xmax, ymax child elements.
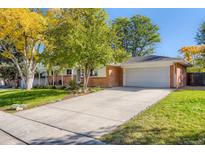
<box><xmin>89</xmin><ymin>86</ymin><xmax>103</xmax><ymax>92</ymax></box>
<box><xmin>55</xmin><ymin>85</ymin><xmax>66</xmax><ymax>90</ymax></box>
<box><xmin>39</xmin><ymin>85</ymin><xmax>47</xmax><ymax>89</ymax></box>
<box><xmin>33</xmin><ymin>85</ymin><xmax>49</xmax><ymax>89</ymax></box>
<box><xmin>69</xmin><ymin>80</ymin><xmax>78</xmax><ymax>90</ymax></box>
<box><xmin>61</xmin><ymin>86</ymin><xmax>66</xmax><ymax>89</ymax></box>
<box><xmin>33</xmin><ymin>85</ymin><xmax>38</xmax><ymax>89</ymax></box>
<box><xmin>46</xmin><ymin>85</ymin><xmax>56</xmax><ymax>89</ymax></box>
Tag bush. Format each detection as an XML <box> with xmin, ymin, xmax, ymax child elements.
<box><xmin>69</xmin><ymin>80</ymin><xmax>78</xmax><ymax>90</ymax></box>
<box><xmin>61</xmin><ymin>86</ymin><xmax>66</xmax><ymax>89</ymax></box>
<box><xmin>33</xmin><ymin>85</ymin><xmax>68</xmax><ymax>90</ymax></box>
<box><xmin>89</xmin><ymin>86</ymin><xmax>103</xmax><ymax>92</ymax></box>
<box><xmin>33</xmin><ymin>85</ymin><xmax>46</xmax><ymax>89</ymax></box>
<box><xmin>40</xmin><ymin>85</ymin><xmax>47</xmax><ymax>89</ymax></box>
<box><xmin>55</xmin><ymin>85</ymin><xmax>66</xmax><ymax>90</ymax></box>
<box><xmin>45</xmin><ymin>85</ymin><xmax>56</xmax><ymax>89</ymax></box>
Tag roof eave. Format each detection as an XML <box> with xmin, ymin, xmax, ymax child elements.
<box><xmin>173</xmin><ymin>60</ymin><xmax>192</xmax><ymax>67</ymax></box>
<box><xmin>121</xmin><ymin>60</ymin><xmax>174</xmax><ymax>68</ymax></box>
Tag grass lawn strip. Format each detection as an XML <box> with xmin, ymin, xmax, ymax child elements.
<box><xmin>101</xmin><ymin>90</ymin><xmax>205</xmax><ymax>144</ymax></box>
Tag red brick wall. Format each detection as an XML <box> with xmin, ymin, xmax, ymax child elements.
<box><xmin>170</xmin><ymin>63</ymin><xmax>187</xmax><ymax>88</ymax></box>
<box><xmin>48</xmin><ymin>75</ymin><xmax>74</xmax><ymax>85</ymax></box>
<box><xmin>48</xmin><ymin>66</ymin><xmax>123</xmax><ymax>88</ymax></box>
<box><xmin>88</xmin><ymin>65</ymin><xmax>123</xmax><ymax>87</ymax></box>
<box><xmin>175</xmin><ymin>63</ymin><xmax>187</xmax><ymax>88</ymax></box>
<box><xmin>87</xmin><ymin>77</ymin><xmax>110</xmax><ymax>87</ymax></box>
<box><xmin>108</xmin><ymin>66</ymin><xmax>123</xmax><ymax>87</ymax></box>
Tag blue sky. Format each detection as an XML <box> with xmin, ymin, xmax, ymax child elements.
<box><xmin>106</xmin><ymin>8</ymin><xmax>205</xmax><ymax>57</ymax></box>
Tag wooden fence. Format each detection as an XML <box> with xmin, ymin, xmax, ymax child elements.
<box><xmin>187</xmin><ymin>73</ymin><xmax>205</xmax><ymax>86</ymax></box>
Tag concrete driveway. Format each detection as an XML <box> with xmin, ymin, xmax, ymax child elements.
<box><xmin>0</xmin><ymin>87</ymin><xmax>172</xmax><ymax>145</ymax></box>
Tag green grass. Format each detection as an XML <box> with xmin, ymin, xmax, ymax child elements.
<box><xmin>0</xmin><ymin>89</ymin><xmax>69</xmax><ymax>110</ymax></box>
<box><xmin>101</xmin><ymin>90</ymin><xmax>205</xmax><ymax>144</ymax></box>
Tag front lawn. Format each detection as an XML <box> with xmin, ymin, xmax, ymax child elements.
<box><xmin>101</xmin><ymin>90</ymin><xmax>205</xmax><ymax>144</ymax></box>
<box><xmin>0</xmin><ymin>89</ymin><xmax>68</xmax><ymax>110</ymax></box>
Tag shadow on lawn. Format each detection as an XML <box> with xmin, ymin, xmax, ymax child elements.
<box><xmin>102</xmin><ymin>124</ymin><xmax>205</xmax><ymax>145</ymax></box>
<box><xmin>0</xmin><ymin>89</ymin><xmax>18</xmax><ymax>95</ymax></box>
<box><xmin>0</xmin><ymin>89</ymin><xmax>67</xmax><ymax>108</ymax></box>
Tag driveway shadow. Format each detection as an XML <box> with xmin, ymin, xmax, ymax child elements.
<box><xmin>30</xmin><ymin>125</ymin><xmax>118</xmax><ymax>145</ymax></box>
<box><xmin>31</xmin><ymin>133</ymin><xmax>104</xmax><ymax>145</ymax></box>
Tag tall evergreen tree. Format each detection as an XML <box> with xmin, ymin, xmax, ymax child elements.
<box><xmin>196</xmin><ymin>22</ymin><xmax>205</xmax><ymax>45</ymax></box>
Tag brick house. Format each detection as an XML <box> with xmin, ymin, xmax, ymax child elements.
<box><xmin>47</xmin><ymin>55</ymin><xmax>190</xmax><ymax>88</ymax></box>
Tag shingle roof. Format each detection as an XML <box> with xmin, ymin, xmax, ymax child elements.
<box><xmin>124</xmin><ymin>55</ymin><xmax>181</xmax><ymax>64</ymax></box>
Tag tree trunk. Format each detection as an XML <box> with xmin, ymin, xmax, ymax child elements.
<box><xmin>15</xmin><ymin>73</ymin><xmax>18</xmax><ymax>88</ymax></box>
<box><xmin>83</xmin><ymin>67</ymin><xmax>90</xmax><ymax>93</ymax></box>
<box><xmin>71</xmin><ymin>69</ymin><xmax>74</xmax><ymax>80</ymax></box>
<box><xmin>38</xmin><ymin>72</ymin><xmax>41</xmax><ymax>86</ymax></box>
<box><xmin>52</xmin><ymin>75</ymin><xmax>55</xmax><ymax>86</ymax></box>
<box><xmin>52</xmin><ymin>69</ymin><xmax>55</xmax><ymax>86</ymax></box>
<box><xmin>61</xmin><ymin>74</ymin><xmax>64</xmax><ymax>86</ymax></box>
<box><xmin>85</xmin><ymin>69</ymin><xmax>90</xmax><ymax>90</ymax></box>
<box><xmin>45</xmin><ymin>77</ymin><xmax>47</xmax><ymax>86</ymax></box>
<box><xmin>61</xmin><ymin>71</ymin><xmax>64</xmax><ymax>86</ymax></box>
<box><xmin>25</xmin><ymin>71</ymin><xmax>34</xmax><ymax>90</ymax></box>
<box><xmin>83</xmin><ymin>71</ymin><xmax>86</xmax><ymax>92</ymax></box>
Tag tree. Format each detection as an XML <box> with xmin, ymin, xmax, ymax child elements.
<box><xmin>180</xmin><ymin>45</ymin><xmax>205</xmax><ymax>72</ymax></box>
<box><xmin>42</xmin><ymin>9</ymin><xmax>78</xmax><ymax>86</ymax></box>
<box><xmin>196</xmin><ymin>22</ymin><xmax>205</xmax><ymax>45</ymax></box>
<box><xmin>0</xmin><ymin>9</ymin><xmax>47</xmax><ymax>90</ymax></box>
<box><xmin>112</xmin><ymin>15</ymin><xmax>160</xmax><ymax>57</ymax></box>
<box><xmin>180</xmin><ymin>22</ymin><xmax>205</xmax><ymax>72</ymax></box>
<box><xmin>180</xmin><ymin>45</ymin><xmax>205</xmax><ymax>70</ymax></box>
<box><xmin>48</xmin><ymin>9</ymin><xmax>129</xmax><ymax>92</ymax></box>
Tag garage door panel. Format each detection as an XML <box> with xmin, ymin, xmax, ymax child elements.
<box><xmin>125</xmin><ymin>67</ymin><xmax>170</xmax><ymax>88</ymax></box>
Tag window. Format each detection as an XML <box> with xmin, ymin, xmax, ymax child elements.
<box><xmin>90</xmin><ymin>69</ymin><xmax>98</xmax><ymax>76</ymax></box>
<box><xmin>67</xmin><ymin>69</ymin><xmax>72</xmax><ymax>75</ymax></box>
<box><xmin>79</xmin><ymin>69</ymin><xmax>98</xmax><ymax>77</ymax></box>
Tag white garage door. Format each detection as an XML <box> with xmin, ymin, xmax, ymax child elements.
<box><xmin>124</xmin><ymin>67</ymin><xmax>170</xmax><ymax>88</ymax></box>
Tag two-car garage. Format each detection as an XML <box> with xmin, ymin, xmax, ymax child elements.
<box><xmin>121</xmin><ymin>55</ymin><xmax>189</xmax><ymax>88</ymax></box>
<box><xmin>124</xmin><ymin>67</ymin><xmax>170</xmax><ymax>88</ymax></box>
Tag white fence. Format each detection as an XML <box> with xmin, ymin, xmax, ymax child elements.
<box><xmin>33</xmin><ymin>78</ymin><xmax>48</xmax><ymax>86</ymax></box>
<box><xmin>20</xmin><ymin>78</ymin><xmax>48</xmax><ymax>88</ymax></box>
<box><xmin>0</xmin><ymin>78</ymin><xmax>4</xmax><ymax>86</ymax></box>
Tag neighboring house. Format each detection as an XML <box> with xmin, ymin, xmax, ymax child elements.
<box><xmin>47</xmin><ymin>55</ymin><xmax>190</xmax><ymax>88</ymax></box>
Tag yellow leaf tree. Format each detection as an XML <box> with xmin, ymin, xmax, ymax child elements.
<box><xmin>0</xmin><ymin>9</ymin><xmax>47</xmax><ymax>90</ymax></box>
<box><xmin>180</xmin><ymin>45</ymin><xmax>205</xmax><ymax>63</ymax></box>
